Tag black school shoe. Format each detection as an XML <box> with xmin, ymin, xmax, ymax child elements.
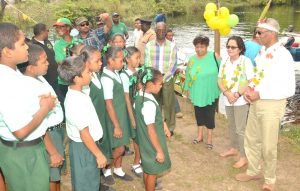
<box><xmin>100</xmin><ymin>183</ymin><xmax>116</xmax><ymax>191</ymax></box>
<box><xmin>102</xmin><ymin>175</ymin><xmax>115</xmax><ymax>185</ymax></box>
<box><xmin>113</xmin><ymin>173</ymin><xmax>134</xmax><ymax>181</ymax></box>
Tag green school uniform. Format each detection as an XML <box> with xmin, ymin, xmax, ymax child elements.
<box><xmin>134</xmin><ymin>95</ymin><xmax>171</xmax><ymax>174</ymax></box>
<box><xmin>102</xmin><ymin>73</ymin><xmax>130</xmax><ymax>148</ymax></box>
<box><xmin>120</xmin><ymin>70</ymin><xmax>137</xmax><ymax>140</ymax></box>
<box><xmin>89</xmin><ymin>73</ymin><xmax>113</xmax><ymax>162</ymax></box>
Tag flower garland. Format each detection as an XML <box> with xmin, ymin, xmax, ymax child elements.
<box><xmin>252</xmin><ymin>51</ymin><xmax>273</xmax><ymax>87</ymax></box>
<box><xmin>187</xmin><ymin>58</ymin><xmax>202</xmax><ymax>88</ymax></box>
<box><xmin>221</xmin><ymin>57</ymin><xmax>242</xmax><ymax>90</ymax></box>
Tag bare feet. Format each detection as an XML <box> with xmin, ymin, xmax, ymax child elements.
<box><xmin>233</xmin><ymin>157</ymin><xmax>248</xmax><ymax>168</ymax></box>
<box><xmin>220</xmin><ymin>148</ymin><xmax>238</xmax><ymax>157</ymax></box>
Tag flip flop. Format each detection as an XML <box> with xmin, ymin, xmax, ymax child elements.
<box><xmin>207</xmin><ymin>144</ymin><xmax>213</xmax><ymax>150</ymax></box>
<box><xmin>192</xmin><ymin>139</ymin><xmax>203</xmax><ymax>144</ymax></box>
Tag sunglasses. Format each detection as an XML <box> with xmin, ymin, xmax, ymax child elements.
<box><xmin>80</xmin><ymin>22</ymin><xmax>89</xmax><ymax>27</ymax></box>
<box><xmin>255</xmin><ymin>30</ymin><xmax>269</xmax><ymax>35</ymax></box>
<box><xmin>226</xmin><ymin>45</ymin><xmax>238</xmax><ymax>50</ymax></box>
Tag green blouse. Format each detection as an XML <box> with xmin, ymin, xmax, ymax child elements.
<box><xmin>184</xmin><ymin>51</ymin><xmax>220</xmax><ymax>107</ymax></box>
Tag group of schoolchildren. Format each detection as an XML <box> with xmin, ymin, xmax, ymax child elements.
<box><xmin>0</xmin><ymin>22</ymin><xmax>171</xmax><ymax>191</ymax></box>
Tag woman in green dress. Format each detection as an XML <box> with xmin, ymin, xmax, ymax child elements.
<box><xmin>184</xmin><ymin>35</ymin><xmax>221</xmax><ymax>149</ymax></box>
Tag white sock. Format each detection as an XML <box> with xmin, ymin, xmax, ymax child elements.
<box><xmin>114</xmin><ymin>167</ymin><xmax>125</xmax><ymax>176</ymax></box>
<box><xmin>132</xmin><ymin>164</ymin><xmax>143</xmax><ymax>173</ymax></box>
<box><xmin>103</xmin><ymin>168</ymin><xmax>111</xmax><ymax>177</ymax></box>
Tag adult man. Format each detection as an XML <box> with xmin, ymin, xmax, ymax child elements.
<box><xmin>133</xmin><ymin>18</ymin><xmax>143</xmax><ymax>47</ymax></box>
<box><xmin>235</xmin><ymin>18</ymin><xmax>295</xmax><ymax>191</ymax></box>
<box><xmin>136</xmin><ymin>19</ymin><xmax>156</xmax><ymax>66</ymax></box>
<box><xmin>31</xmin><ymin>23</ymin><xmax>63</xmax><ymax>103</ymax></box>
<box><xmin>75</xmin><ymin>13</ymin><xmax>112</xmax><ymax>51</ymax></box>
<box><xmin>144</xmin><ymin>22</ymin><xmax>177</xmax><ymax>135</ymax></box>
<box><xmin>109</xmin><ymin>12</ymin><xmax>128</xmax><ymax>40</ymax></box>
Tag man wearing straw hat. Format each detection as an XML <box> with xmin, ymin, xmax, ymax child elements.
<box><xmin>235</xmin><ymin>18</ymin><xmax>295</xmax><ymax>191</ymax></box>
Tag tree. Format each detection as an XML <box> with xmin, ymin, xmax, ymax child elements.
<box><xmin>0</xmin><ymin>0</ymin><xmax>7</xmax><ymax>21</ymax></box>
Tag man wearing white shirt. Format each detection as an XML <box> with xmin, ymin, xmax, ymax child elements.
<box><xmin>236</xmin><ymin>18</ymin><xmax>295</xmax><ymax>191</ymax></box>
<box><xmin>133</xmin><ymin>18</ymin><xmax>143</xmax><ymax>47</ymax></box>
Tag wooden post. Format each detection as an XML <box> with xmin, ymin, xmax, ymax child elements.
<box><xmin>214</xmin><ymin>0</ymin><xmax>221</xmax><ymax>55</ymax></box>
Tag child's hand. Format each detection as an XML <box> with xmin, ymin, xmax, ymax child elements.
<box><xmin>163</xmin><ymin>122</ymin><xmax>171</xmax><ymax>139</ymax></box>
<box><xmin>49</xmin><ymin>152</ymin><xmax>64</xmax><ymax>168</ymax></box>
<box><xmin>156</xmin><ymin>151</ymin><xmax>165</xmax><ymax>163</ymax></box>
<box><xmin>131</xmin><ymin>119</ymin><xmax>136</xmax><ymax>129</ymax></box>
<box><xmin>114</xmin><ymin>126</ymin><xmax>123</xmax><ymax>139</ymax></box>
<box><xmin>96</xmin><ymin>154</ymin><xmax>107</xmax><ymax>169</ymax></box>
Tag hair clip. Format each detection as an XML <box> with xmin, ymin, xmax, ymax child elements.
<box><xmin>142</xmin><ymin>69</ymin><xmax>153</xmax><ymax>84</ymax></box>
<box><xmin>129</xmin><ymin>75</ymin><xmax>138</xmax><ymax>86</ymax></box>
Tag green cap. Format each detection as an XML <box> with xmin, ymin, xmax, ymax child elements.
<box><xmin>53</xmin><ymin>18</ymin><xmax>72</xmax><ymax>27</ymax></box>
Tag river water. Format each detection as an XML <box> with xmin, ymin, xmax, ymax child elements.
<box><xmin>127</xmin><ymin>5</ymin><xmax>300</xmax><ymax>124</ymax></box>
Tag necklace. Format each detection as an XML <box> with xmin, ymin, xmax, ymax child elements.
<box><xmin>221</xmin><ymin>57</ymin><xmax>243</xmax><ymax>90</ymax></box>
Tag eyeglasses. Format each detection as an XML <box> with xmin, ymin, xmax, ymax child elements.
<box><xmin>80</xmin><ymin>22</ymin><xmax>89</xmax><ymax>27</ymax></box>
<box><xmin>226</xmin><ymin>46</ymin><xmax>238</xmax><ymax>50</ymax></box>
<box><xmin>255</xmin><ymin>30</ymin><xmax>269</xmax><ymax>35</ymax></box>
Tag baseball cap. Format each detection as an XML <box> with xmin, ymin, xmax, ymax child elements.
<box><xmin>257</xmin><ymin>18</ymin><xmax>280</xmax><ymax>33</ymax></box>
<box><xmin>75</xmin><ymin>17</ymin><xmax>88</xmax><ymax>26</ymax></box>
<box><xmin>140</xmin><ymin>19</ymin><xmax>152</xmax><ymax>25</ymax></box>
<box><xmin>112</xmin><ymin>12</ymin><xmax>119</xmax><ymax>17</ymax></box>
<box><xmin>53</xmin><ymin>18</ymin><xmax>72</xmax><ymax>27</ymax></box>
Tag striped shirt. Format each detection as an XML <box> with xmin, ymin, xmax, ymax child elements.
<box><xmin>144</xmin><ymin>39</ymin><xmax>177</xmax><ymax>82</ymax></box>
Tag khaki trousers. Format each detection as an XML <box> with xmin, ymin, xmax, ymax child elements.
<box><xmin>245</xmin><ymin>99</ymin><xmax>286</xmax><ymax>184</ymax></box>
<box><xmin>154</xmin><ymin>78</ymin><xmax>176</xmax><ymax>131</ymax></box>
<box><xmin>225</xmin><ymin>104</ymin><xmax>249</xmax><ymax>157</ymax></box>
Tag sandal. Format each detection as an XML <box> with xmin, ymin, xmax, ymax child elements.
<box><xmin>192</xmin><ymin>139</ymin><xmax>203</xmax><ymax>144</ymax></box>
<box><xmin>207</xmin><ymin>144</ymin><xmax>213</xmax><ymax>150</ymax></box>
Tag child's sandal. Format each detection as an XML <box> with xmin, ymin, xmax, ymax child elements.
<box><xmin>192</xmin><ymin>139</ymin><xmax>203</xmax><ymax>144</ymax></box>
<box><xmin>207</xmin><ymin>144</ymin><xmax>213</xmax><ymax>150</ymax></box>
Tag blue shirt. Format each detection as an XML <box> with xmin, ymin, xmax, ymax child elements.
<box><xmin>244</xmin><ymin>40</ymin><xmax>262</xmax><ymax>66</ymax></box>
<box><xmin>78</xmin><ymin>27</ymin><xmax>107</xmax><ymax>51</ymax></box>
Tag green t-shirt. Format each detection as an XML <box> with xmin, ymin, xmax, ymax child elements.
<box><xmin>109</xmin><ymin>22</ymin><xmax>128</xmax><ymax>38</ymax></box>
<box><xmin>184</xmin><ymin>51</ymin><xmax>220</xmax><ymax>107</ymax></box>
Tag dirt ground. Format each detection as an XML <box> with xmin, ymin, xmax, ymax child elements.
<box><xmin>61</xmin><ymin>96</ymin><xmax>300</xmax><ymax>191</ymax></box>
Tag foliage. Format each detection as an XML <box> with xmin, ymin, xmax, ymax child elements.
<box><xmin>282</xmin><ymin>124</ymin><xmax>300</xmax><ymax>145</ymax></box>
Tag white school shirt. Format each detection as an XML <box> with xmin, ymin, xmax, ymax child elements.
<box><xmin>133</xmin><ymin>28</ymin><xmax>143</xmax><ymax>47</ymax></box>
<box><xmin>101</xmin><ymin>67</ymin><xmax>122</xmax><ymax>100</ymax></box>
<box><xmin>64</xmin><ymin>88</ymin><xmax>103</xmax><ymax>142</ymax></box>
<box><xmin>218</xmin><ymin>55</ymin><xmax>254</xmax><ymax>106</ymax></box>
<box><xmin>0</xmin><ymin>65</ymin><xmax>51</xmax><ymax>141</ymax></box>
<box><xmin>133</xmin><ymin>91</ymin><xmax>158</xmax><ymax>125</ymax></box>
<box><xmin>82</xmin><ymin>72</ymin><xmax>102</xmax><ymax>95</ymax></box>
<box><xmin>249</xmin><ymin>42</ymin><xmax>295</xmax><ymax>99</ymax></box>
<box><xmin>120</xmin><ymin>69</ymin><xmax>135</xmax><ymax>93</ymax></box>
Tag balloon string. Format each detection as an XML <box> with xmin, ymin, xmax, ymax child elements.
<box><xmin>3</xmin><ymin>0</ymin><xmax>37</xmax><ymax>23</ymax></box>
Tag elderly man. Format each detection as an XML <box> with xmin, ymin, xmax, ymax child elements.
<box><xmin>235</xmin><ymin>18</ymin><xmax>295</xmax><ymax>191</ymax></box>
<box><xmin>75</xmin><ymin>13</ymin><xmax>112</xmax><ymax>51</ymax></box>
<box><xmin>136</xmin><ymin>19</ymin><xmax>156</xmax><ymax>66</ymax></box>
<box><xmin>144</xmin><ymin>22</ymin><xmax>177</xmax><ymax>135</ymax></box>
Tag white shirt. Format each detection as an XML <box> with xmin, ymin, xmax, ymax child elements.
<box><xmin>101</xmin><ymin>67</ymin><xmax>122</xmax><ymax>100</ymax></box>
<box><xmin>0</xmin><ymin>65</ymin><xmax>53</xmax><ymax>141</ymax></box>
<box><xmin>82</xmin><ymin>72</ymin><xmax>102</xmax><ymax>95</ymax></box>
<box><xmin>133</xmin><ymin>28</ymin><xmax>143</xmax><ymax>47</ymax></box>
<box><xmin>133</xmin><ymin>91</ymin><xmax>158</xmax><ymax>125</ymax></box>
<box><xmin>250</xmin><ymin>42</ymin><xmax>295</xmax><ymax>99</ymax></box>
<box><xmin>64</xmin><ymin>88</ymin><xmax>103</xmax><ymax>142</ymax></box>
<box><xmin>218</xmin><ymin>55</ymin><xmax>254</xmax><ymax>106</ymax></box>
<box><xmin>120</xmin><ymin>69</ymin><xmax>135</xmax><ymax>93</ymax></box>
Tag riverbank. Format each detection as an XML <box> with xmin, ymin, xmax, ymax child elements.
<box><xmin>60</xmin><ymin>95</ymin><xmax>300</xmax><ymax>191</ymax></box>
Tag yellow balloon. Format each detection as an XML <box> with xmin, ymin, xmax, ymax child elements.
<box><xmin>207</xmin><ymin>16</ymin><xmax>218</xmax><ymax>30</ymax></box>
<box><xmin>220</xmin><ymin>27</ymin><xmax>231</xmax><ymax>36</ymax></box>
<box><xmin>204</xmin><ymin>10</ymin><xmax>215</xmax><ymax>21</ymax></box>
<box><xmin>219</xmin><ymin>7</ymin><xmax>230</xmax><ymax>18</ymax></box>
<box><xmin>217</xmin><ymin>18</ymin><xmax>229</xmax><ymax>30</ymax></box>
<box><xmin>205</xmin><ymin>3</ymin><xmax>217</xmax><ymax>12</ymax></box>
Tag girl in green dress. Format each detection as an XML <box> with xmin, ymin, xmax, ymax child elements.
<box><xmin>133</xmin><ymin>67</ymin><xmax>171</xmax><ymax>191</ymax></box>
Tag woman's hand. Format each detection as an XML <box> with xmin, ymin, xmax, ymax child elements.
<box><xmin>224</xmin><ymin>91</ymin><xmax>237</xmax><ymax>104</ymax></box>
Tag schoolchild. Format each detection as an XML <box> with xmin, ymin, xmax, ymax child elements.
<box><xmin>58</xmin><ymin>55</ymin><xmax>107</xmax><ymax>191</ymax></box>
<box><xmin>133</xmin><ymin>67</ymin><xmax>172</xmax><ymax>191</ymax></box>
<box><xmin>100</xmin><ymin>46</ymin><xmax>133</xmax><ymax>184</ymax></box>
<box><xmin>18</xmin><ymin>43</ymin><xmax>65</xmax><ymax>191</ymax></box>
<box><xmin>0</xmin><ymin>22</ymin><xmax>60</xmax><ymax>191</ymax></box>
<box><xmin>119</xmin><ymin>46</ymin><xmax>143</xmax><ymax>177</ymax></box>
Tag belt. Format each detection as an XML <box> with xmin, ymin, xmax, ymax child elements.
<box><xmin>47</xmin><ymin>123</ymin><xmax>64</xmax><ymax>132</ymax></box>
<box><xmin>0</xmin><ymin>137</ymin><xmax>43</xmax><ymax>148</ymax></box>
<box><xmin>95</xmin><ymin>138</ymin><xmax>103</xmax><ymax>144</ymax></box>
